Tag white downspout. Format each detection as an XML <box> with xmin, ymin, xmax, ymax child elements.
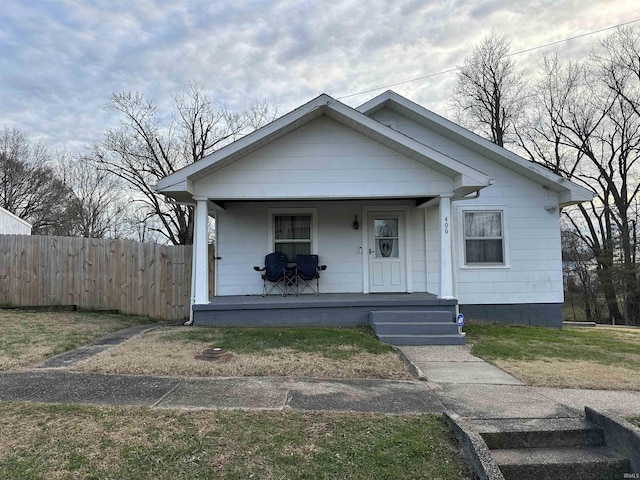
<box><xmin>184</xmin><ymin>237</ymin><xmax>197</xmax><ymax>326</ymax></box>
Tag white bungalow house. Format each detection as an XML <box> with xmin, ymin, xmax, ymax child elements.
<box><xmin>156</xmin><ymin>91</ymin><xmax>593</xmax><ymax>341</ymax></box>
<box><xmin>0</xmin><ymin>206</ymin><xmax>31</xmax><ymax>235</ymax></box>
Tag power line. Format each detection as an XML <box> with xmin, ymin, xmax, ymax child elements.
<box><xmin>336</xmin><ymin>17</ymin><xmax>640</xmax><ymax>101</ymax></box>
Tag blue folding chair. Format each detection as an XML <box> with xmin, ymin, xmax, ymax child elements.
<box><xmin>254</xmin><ymin>252</ymin><xmax>288</xmax><ymax>296</ymax></box>
<box><xmin>295</xmin><ymin>254</ymin><xmax>326</xmax><ymax>295</ymax></box>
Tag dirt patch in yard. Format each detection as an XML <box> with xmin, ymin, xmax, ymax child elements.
<box><xmin>73</xmin><ymin>328</ymin><xmax>412</xmax><ymax>380</ymax></box>
<box><xmin>492</xmin><ymin>359</ymin><xmax>640</xmax><ymax>391</ymax></box>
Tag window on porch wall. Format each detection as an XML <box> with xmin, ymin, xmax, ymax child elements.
<box><xmin>274</xmin><ymin>214</ymin><xmax>311</xmax><ymax>260</ymax></box>
<box><xmin>463</xmin><ymin>211</ymin><xmax>504</xmax><ymax>264</ymax></box>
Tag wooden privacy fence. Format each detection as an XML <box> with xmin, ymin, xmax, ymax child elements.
<box><xmin>0</xmin><ymin>235</ymin><xmax>214</xmax><ymax>321</ymax></box>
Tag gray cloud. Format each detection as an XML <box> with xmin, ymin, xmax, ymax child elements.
<box><xmin>0</xmin><ymin>0</ymin><xmax>638</xmax><ymax>151</ymax></box>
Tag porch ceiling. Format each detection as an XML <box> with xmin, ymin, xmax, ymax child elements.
<box><xmin>205</xmin><ymin>196</ymin><xmax>437</xmax><ymax>211</ymax></box>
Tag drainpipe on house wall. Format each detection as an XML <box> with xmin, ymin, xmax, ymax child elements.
<box><xmin>184</xmin><ymin>218</ymin><xmax>198</xmax><ymax>326</ymax></box>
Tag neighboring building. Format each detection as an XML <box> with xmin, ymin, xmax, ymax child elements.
<box><xmin>0</xmin><ymin>206</ymin><xmax>31</xmax><ymax>235</ymax></box>
<box><xmin>157</xmin><ymin>91</ymin><xmax>593</xmax><ymax>328</ymax></box>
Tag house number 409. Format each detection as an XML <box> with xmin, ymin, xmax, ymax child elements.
<box><xmin>444</xmin><ymin>217</ymin><xmax>449</xmax><ymax>234</ymax></box>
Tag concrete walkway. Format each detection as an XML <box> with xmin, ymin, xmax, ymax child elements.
<box><xmin>1</xmin><ymin>326</ymin><xmax>639</xmax><ymax>420</ymax></box>
<box><xmin>398</xmin><ymin>345</ymin><xmax>640</xmax><ymax>420</ymax></box>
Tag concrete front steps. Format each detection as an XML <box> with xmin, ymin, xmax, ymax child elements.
<box><xmin>474</xmin><ymin>417</ymin><xmax>631</xmax><ymax>480</ymax></box>
<box><xmin>370</xmin><ymin>310</ymin><xmax>465</xmax><ymax>345</ymax></box>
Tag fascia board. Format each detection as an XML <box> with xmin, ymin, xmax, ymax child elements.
<box><xmin>155</xmin><ymin>177</ymin><xmax>193</xmax><ymax>195</ymax></box>
<box><xmin>358</xmin><ymin>90</ymin><xmax>594</xmax><ymax>204</ymax></box>
<box><xmin>559</xmin><ymin>186</ymin><xmax>595</xmax><ymax>207</ymax></box>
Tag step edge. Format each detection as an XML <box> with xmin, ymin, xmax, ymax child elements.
<box><xmin>490</xmin><ymin>446</ymin><xmax>630</xmax><ymax>466</ymax></box>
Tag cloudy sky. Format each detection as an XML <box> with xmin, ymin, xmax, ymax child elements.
<box><xmin>1</xmin><ymin>0</ymin><xmax>638</xmax><ymax>152</ymax></box>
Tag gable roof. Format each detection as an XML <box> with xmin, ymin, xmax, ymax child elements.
<box><xmin>156</xmin><ymin>93</ymin><xmax>493</xmax><ymax>202</ymax></box>
<box><xmin>357</xmin><ymin>90</ymin><xmax>594</xmax><ymax>206</ymax></box>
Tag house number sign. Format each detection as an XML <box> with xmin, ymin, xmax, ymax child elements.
<box><xmin>444</xmin><ymin>217</ymin><xmax>449</xmax><ymax>234</ymax></box>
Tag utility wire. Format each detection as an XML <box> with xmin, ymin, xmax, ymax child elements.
<box><xmin>336</xmin><ymin>17</ymin><xmax>640</xmax><ymax>100</ymax></box>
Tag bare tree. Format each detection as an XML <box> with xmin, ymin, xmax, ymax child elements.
<box><xmin>94</xmin><ymin>84</ymin><xmax>277</xmax><ymax>245</ymax></box>
<box><xmin>518</xmin><ymin>27</ymin><xmax>640</xmax><ymax>325</ymax></box>
<box><xmin>562</xmin><ymin>229</ymin><xmax>602</xmax><ymax>322</ymax></box>
<box><xmin>451</xmin><ymin>30</ymin><xmax>527</xmax><ymax>147</ymax></box>
<box><xmin>56</xmin><ymin>151</ymin><xmax>128</xmax><ymax>238</ymax></box>
<box><xmin>0</xmin><ymin>127</ymin><xmax>76</xmax><ymax>235</ymax></box>
<box><xmin>594</xmin><ymin>26</ymin><xmax>640</xmax><ymax>117</ymax></box>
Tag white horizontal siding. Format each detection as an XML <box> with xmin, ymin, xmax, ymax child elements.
<box><xmin>0</xmin><ymin>209</ymin><xmax>31</xmax><ymax>235</ymax></box>
<box><xmin>210</xmin><ymin>107</ymin><xmax>565</xmax><ymax>304</ymax></box>
<box><xmin>373</xmin><ymin>108</ymin><xmax>564</xmax><ymax>305</ymax></box>
<box><xmin>194</xmin><ymin>116</ymin><xmax>453</xmax><ymax>199</ymax></box>
<box><xmin>214</xmin><ymin>200</ymin><xmax>429</xmax><ymax>297</ymax></box>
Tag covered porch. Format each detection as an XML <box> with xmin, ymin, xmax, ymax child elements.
<box><xmin>192</xmin><ymin>292</ymin><xmax>456</xmax><ymax>325</ymax></box>
<box><xmin>192</xmin><ymin>292</ymin><xmax>462</xmax><ymax>345</ymax></box>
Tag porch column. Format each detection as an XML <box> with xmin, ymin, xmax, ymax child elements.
<box><xmin>193</xmin><ymin>197</ymin><xmax>209</xmax><ymax>304</ymax></box>
<box><xmin>438</xmin><ymin>195</ymin><xmax>455</xmax><ymax>299</ymax></box>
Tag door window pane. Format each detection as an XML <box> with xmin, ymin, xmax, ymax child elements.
<box><xmin>374</xmin><ymin>218</ymin><xmax>399</xmax><ymax>258</ymax></box>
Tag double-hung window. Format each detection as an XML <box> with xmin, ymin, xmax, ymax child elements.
<box><xmin>274</xmin><ymin>214</ymin><xmax>312</xmax><ymax>260</ymax></box>
<box><xmin>463</xmin><ymin>210</ymin><xmax>504</xmax><ymax>265</ymax></box>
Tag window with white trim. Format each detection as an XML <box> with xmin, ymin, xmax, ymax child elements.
<box><xmin>273</xmin><ymin>214</ymin><xmax>311</xmax><ymax>260</ymax></box>
<box><xmin>463</xmin><ymin>210</ymin><xmax>504</xmax><ymax>265</ymax></box>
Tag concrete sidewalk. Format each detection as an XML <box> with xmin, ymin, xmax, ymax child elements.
<box><xmin>0</xmin><ymin>371</ymin><xmax>445</xmax><ymax>414</ymax></box>
<box><xmin>398</xmin><ymin>345</ymin><xmax>640</xmax><ymax>420</ymax></box>
<box><xmin>1</xmin><ymin>325</ymin><xmax>639</xmax><ymax>421</ymax></box>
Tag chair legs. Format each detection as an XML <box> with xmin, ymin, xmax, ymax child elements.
<box><xmin>297</xmin><ymin>276</ymin><xmax>319</xmax><ymax>295</ymax></box>
<box><xmin>263</xmin><ymin>278</ymin><xmax>286</xmax><ymax>296</ymax></box>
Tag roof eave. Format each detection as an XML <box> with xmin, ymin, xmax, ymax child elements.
<box><xmin>358</xmin><ymin>90</ymin><xmax>595</xmax><ymax>207</ymax></box>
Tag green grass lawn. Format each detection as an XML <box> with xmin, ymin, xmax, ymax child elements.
<box><xmin>76</xmin><ymin>325</ymin><xmax>411</xmax><ymax>379</ymax></box>
<box><xmin>464</xmin><ymin>323</ymin><xmax>640</xmax><ymax>390</ymax></box>
<box><xmin>160</xmin><ymin>325</ymin><xmax>392</xmax><ymax>359</ymax></box>
<box><xmin>0</xmin><ymin>402</ymin><xmax>467</xmax><ymax>480</ymax></box>
<box><xmin>0</xmin><ymin>309</ymin><xmax>154</xmax><ymax>370</ymax></box>
<box><xmin>465</xmin><ymin>323</ymin><xmax>640</xmax><ymax>365</ymax></box>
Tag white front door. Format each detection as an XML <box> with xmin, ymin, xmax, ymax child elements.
<box><xmin>368</xmin><ymin>212</ymin><xmax>406</xmax><ymax>293</ymax></box>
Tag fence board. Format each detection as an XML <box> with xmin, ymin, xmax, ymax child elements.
<box><xmin>0</xmin><ymin>235</ymin><xmax>211</xmax><ymax>320</ymax></box>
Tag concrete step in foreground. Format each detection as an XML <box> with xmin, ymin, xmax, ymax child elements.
<box><xmin>474</xmin><ymin>417</ymin><xmax>605</xmax><ymax>449</ymax></box>
<box><xmin>490</xmin><ymin>446</ymin><xmax>630</xmax><ymax>480</ymax></box>
<box><xmin>469</xmin><ymin>416</ymin><xmax>634</xmax><ymax>480</ymax></box>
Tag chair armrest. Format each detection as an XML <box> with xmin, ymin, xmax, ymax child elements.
<box><xmin>319</xmin><ymin>265</ymin><xmax>327</xmax><ymax>271</ymax></box>
<box><xmin>253</xmin><ymin>266</ymin><xmax>264</xmax><ymax>272</ymax></box>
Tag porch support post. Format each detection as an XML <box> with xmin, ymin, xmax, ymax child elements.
<box><xmin>193</xmin><ymin>197</ymin><xmax>209</xmax><ymax>304</ymax></box>
<box><xmin>438</xmin><ymin>195</ymin><xmax>455</xmax><ymax>299</ymax></box>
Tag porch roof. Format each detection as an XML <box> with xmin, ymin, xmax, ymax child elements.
<box><xmin>156</xmin><ymin>93</ymin><xmax>493</xmax><ymax>205</ymax></box>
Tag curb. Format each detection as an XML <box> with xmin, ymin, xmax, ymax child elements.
<box><xmin>443</xmin><ymin>411</ymin><xmax>505</xmax><ymax>480</ymax></box>
<box><xmin>393</xmin><ymin>346</ymin><xmax>426</xmax><ymax>381</ymax></box>
<box><xmin>585</xmin><ymin>406</ymin><xmax>640</xmax><ymax>473</ymax></box>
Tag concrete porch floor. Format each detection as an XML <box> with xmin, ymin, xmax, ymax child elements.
<box><xmin>192</xmin><ymin>292</ymin><xmax>458</xmax><ymax>326</ymax></box>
